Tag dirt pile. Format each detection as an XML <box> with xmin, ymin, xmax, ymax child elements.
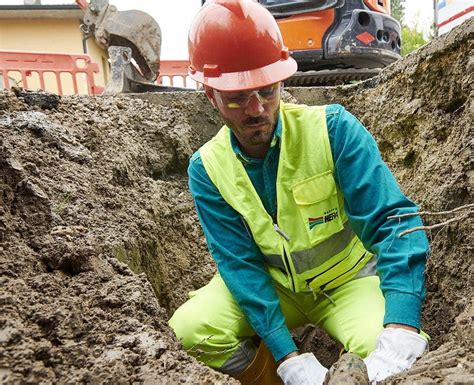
<box><xmin>0</xmin><ymin>91</ymin><xmax>235</xmax><ymax>383</ymax></box>
<box><xmin>1</xmin><ymin>18</ymin><xmax>472</xmax><ymax>385</ymax></box>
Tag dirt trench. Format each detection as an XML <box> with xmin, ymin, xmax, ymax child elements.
<box><xmin>0</xmin><ymin>19</ymin><xmax>472</xmax><ymax>385</ymax></box>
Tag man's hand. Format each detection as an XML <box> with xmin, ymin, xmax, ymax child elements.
<box><xmin>277</xmin><ymin>352</ymin><xmax>328</xmax><ymax>385</ymax></box>
<box><xmin>364</xmin><ymin>327</ymin><xmax>428</xmax><ymax>383</ymax></box>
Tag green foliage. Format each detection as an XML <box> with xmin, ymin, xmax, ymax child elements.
<box><xmin>401</xmin><ymin>26</ymin><xmax>428</xmax><ymax>56</ymax></box>
<box><xmin>390</xmin><ymin>0</ymin><xmax>406</xmax><ymax>23</ymax></box>
<box><xmin>390</xmin><ymin>0</ymin><xmax>430</xmax><ymax>56</ymax></box>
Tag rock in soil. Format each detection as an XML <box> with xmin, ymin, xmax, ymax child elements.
<box><xmin>327</xmin><ymin>353</ymin><xmax>368</xmax><ymax>385</ymax></box>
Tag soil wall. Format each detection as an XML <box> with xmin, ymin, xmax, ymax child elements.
<box><xmin>1</xmin><ymin>18</ymin><xmax>472</xmax><ymax>385</ymax></box>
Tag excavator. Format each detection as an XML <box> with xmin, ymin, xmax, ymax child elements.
<box><xmin>200</xmin><ymin>0</ymin><xmax>401</xmax><ymax>86</ymax></box>
<box><xmin>262</xmin><ymin>0</ymin><xmax>402</xmax><ymax>85</ymax></box>
<box><xmin>77</xmin><ymin>0</ymin><xmax>401</xmax><ymax>92</ymax></box>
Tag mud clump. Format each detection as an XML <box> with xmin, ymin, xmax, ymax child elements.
<box><xmin>12</xmin><ymin>87</ymin><xmax>61</xmax><ymax>110</ymax></box>
<box><xmin>327</xmin><ymin>353</ymin><xmax>368</xmax><ymax>385</ymax></box>
<box><xmin>1</xmin><ymin>19</ymin><xmax>473</xmax><ymax>384</ymax></box>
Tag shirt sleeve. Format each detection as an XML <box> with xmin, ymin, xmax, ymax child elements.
<box><xmin>326</xmin><ymin>104</ymin><xmax>429</xmax><ymax>330</ymax></box>
<box><xmin>188</xmin><ymin>152</ymin><xmax>298</xmax><ymax>361</ymax></box>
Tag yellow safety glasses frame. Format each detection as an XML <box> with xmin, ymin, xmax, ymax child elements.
<box><xmin>215</xmin><ymin>83</ymin><xmax>281</xmax><ymax>109</ymax></box>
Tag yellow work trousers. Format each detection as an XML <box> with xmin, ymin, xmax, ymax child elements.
<box><xmin>169</xmin><ymin>274</ymin><xmax>385</xmax><ymax>371</ymax></box>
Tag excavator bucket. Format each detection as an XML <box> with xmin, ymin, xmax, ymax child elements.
<box><xmin>99</xmin><ymin>9</ymin><xmax>161</xmax><ymax>81</ymax></box>
<box><xmin>78</xmin><ymin>0</ymin><xmax>183</xmax><ymax>93</ymax></box>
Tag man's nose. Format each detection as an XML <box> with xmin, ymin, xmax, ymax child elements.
<box><xmin>245</xmin><ymin>94</ymin><xmax>265</xmax><ymax>117</ymax></box>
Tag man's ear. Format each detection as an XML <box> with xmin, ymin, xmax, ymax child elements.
<box><xmin>204</xmin><ymin>85</ymin><xmax>217</xmax><ymax>108</ymax></box>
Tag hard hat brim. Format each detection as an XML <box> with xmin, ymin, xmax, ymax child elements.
<box><xmin>190</xmin><ymin>56</ymin><xmax>298</xmax><ymax>92</ymax></box>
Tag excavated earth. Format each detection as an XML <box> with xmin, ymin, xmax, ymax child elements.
<box><xmin>1</xmin><ymin>19</ymin><xmax>472</xmax><ymax>385</ymax></box>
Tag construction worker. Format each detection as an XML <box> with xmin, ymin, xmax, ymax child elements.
<box><xmin>169</xmin><ymin>1</ymin><xmax>429</xmax><ymax>384</ymax></box>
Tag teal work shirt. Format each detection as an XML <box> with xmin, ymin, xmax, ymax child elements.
<box><xmin>188</xmin><ymin>104</ymin><xmax>429</xmax><ymax>362</ymax></box>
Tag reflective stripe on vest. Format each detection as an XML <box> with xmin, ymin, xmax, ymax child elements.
<box><xmin>200</xmin><ymin>102</ymin><xmax>374</xmax><ymax>293</ymax></box>
<box><xmin>263</xmin><ymin>222</ymin><xmax>354</xmax><ymax>272</ymax></box>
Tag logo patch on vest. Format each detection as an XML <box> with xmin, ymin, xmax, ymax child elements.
<box><xmin>308</xmin><ymin>208</ymin><xmax>338</xmax><ymax>230</ymax></box>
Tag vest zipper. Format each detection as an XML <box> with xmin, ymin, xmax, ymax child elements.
<box><xmin>307</xmin><ymin>284</ymin><xmax>336</xmax><ymax>306</ymax></box>
<box><xmin>274</xmin><ymin>223</ymin><xmax>295</xmax><ymax>291</ymax></box>
<box><xmin>273</xmin><ymin>223</ymin><xmax>290</xmax><ymax>241</ymax></box>
<box><xmin>283</xmin><ymin>248</ymin><xmax>296</xmax><ymax>292</ymax></box>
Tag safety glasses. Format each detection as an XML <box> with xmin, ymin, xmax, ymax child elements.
<box><xmin>215</xmin><ymin>83</ymin><xmax>281</xmax><ymax>109</ymax></box>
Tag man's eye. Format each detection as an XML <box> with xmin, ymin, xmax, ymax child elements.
<box><xmin>228</xmin><ymin>97</ymin><xmax>246</xmax><ymax>103</ymax></box>
<box><xmin>259</xmin><ymin>88</ymin><xmax>275</xmax><ymax>97</ymax></box>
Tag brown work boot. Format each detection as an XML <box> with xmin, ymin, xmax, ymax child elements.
<box><xmin>234</xmin><ymin>342</ymin><xmax>283</xmax><ymax>385</ymax></box>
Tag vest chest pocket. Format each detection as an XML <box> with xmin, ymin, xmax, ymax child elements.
<box><xmin>292</xmin><ymin>171</ymin><xmax>344</xmax><ymax>244</ymax></box>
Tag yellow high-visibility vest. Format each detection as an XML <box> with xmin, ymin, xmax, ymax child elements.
<box><xmin>200</xmin><ymin>102</ymin><xmax>373</xmax><ymax>293</ymax></box>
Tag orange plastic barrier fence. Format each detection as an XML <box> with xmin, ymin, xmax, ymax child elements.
<box><xmin>158</xmin><ymin>60</ymin><xmax>196</xmax><ymax>89</ymax></box>
<box><xmin>0</xmin><ymin>50</ymin><xmax>104</xmax><ymax>95</ymax></box>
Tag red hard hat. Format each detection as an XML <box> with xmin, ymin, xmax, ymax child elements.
<box><xmin>188</xmin><ymin>0</ymin><xmax>297</xmax><ymax>91</ymax></box>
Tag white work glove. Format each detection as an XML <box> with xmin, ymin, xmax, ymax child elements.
<box><xmin>277</xmin><ymin>353</ymin><xmax>328</xmax><ymax>385</ymax></box>
<box><xmin>364</xmin><ymin>328</ymin><xmax>428</xmax><ymax>383</ymax></box>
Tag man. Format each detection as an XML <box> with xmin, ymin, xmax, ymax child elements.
<box><xmin>170</xmin><ymin>1</ymin><xmax>429</xmax><ymax>384</ymax></box>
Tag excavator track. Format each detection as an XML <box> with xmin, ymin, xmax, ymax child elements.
<box><xmin>284</xmin><ymin>68</ymin><xmax>381</xmax><ymax>87</ymax></box>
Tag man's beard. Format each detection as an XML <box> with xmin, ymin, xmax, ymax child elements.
<box><xmin>221</xmin><ymin>105</ymin><xmax>279</xmax><ymax>138</ymax></box>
